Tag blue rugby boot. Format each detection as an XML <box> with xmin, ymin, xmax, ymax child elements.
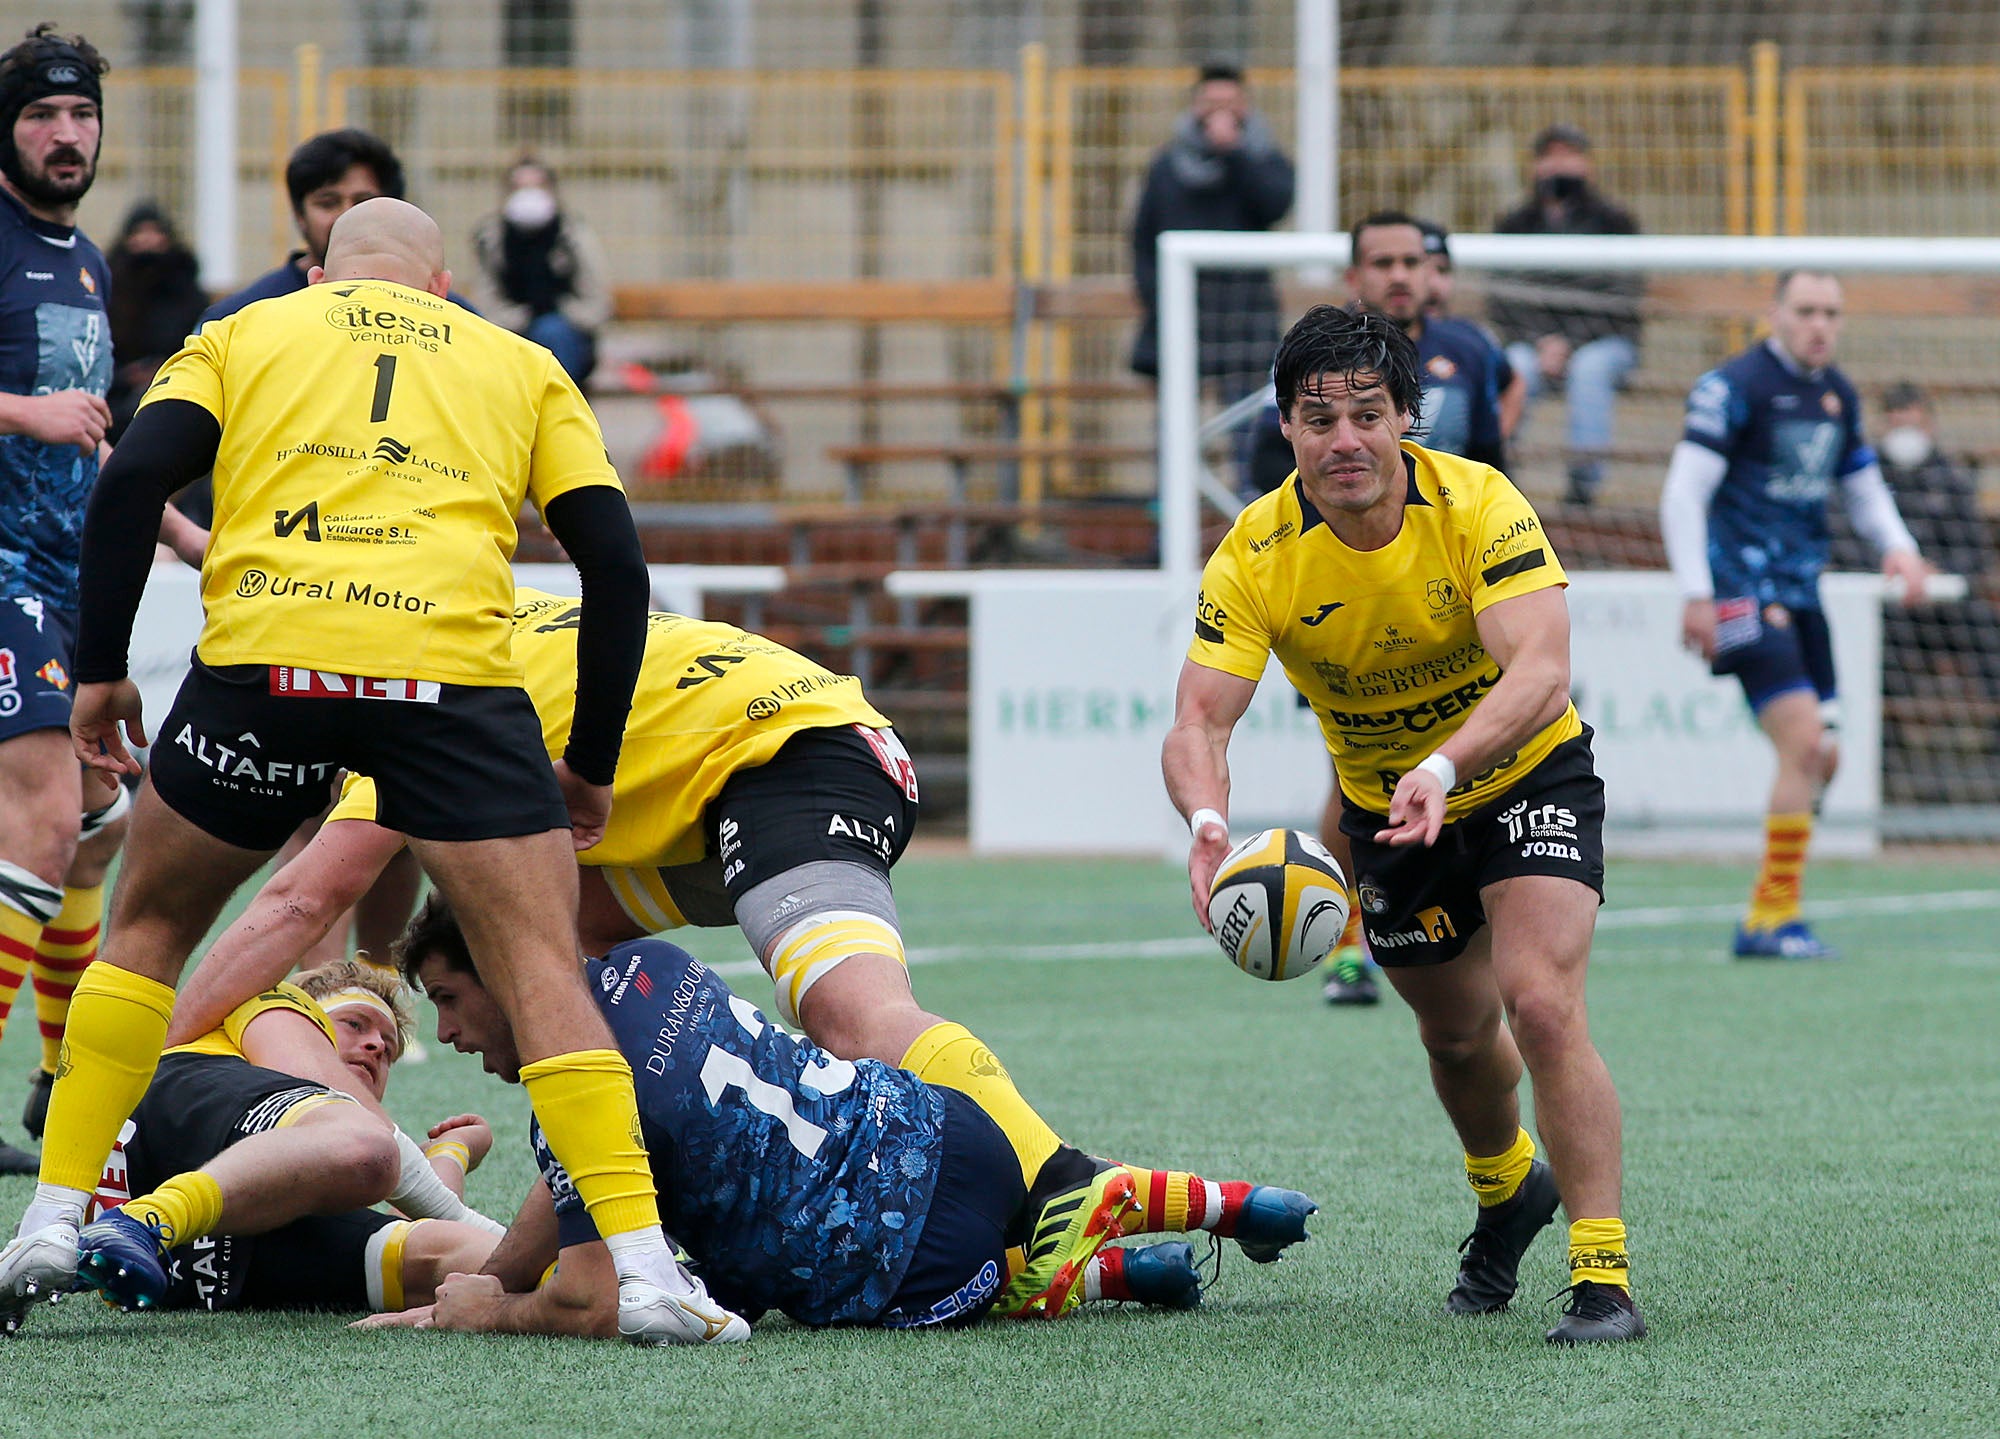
<box><xmin>1233</xmin><ymin>1185</ymin><xmax>1317</xmax><ymax>1264</ymax></box>
<box><xmin>1733</xmin><ymin>920</ymin><xmax>1837</xmax><ymax>960</ymax></box>
<box><xmin>76</xmin><ymin>1210</ymin><xmax>171</xmax><ymax>1312</ymax></box>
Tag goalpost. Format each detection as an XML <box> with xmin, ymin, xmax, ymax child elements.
<box><xmin>1155</xmin><ymin>232</ymin><xmax>2000</xmax><ymax>846</ymax></box>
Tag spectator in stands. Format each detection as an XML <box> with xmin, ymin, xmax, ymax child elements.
<box><xmin>1129</xmin><ymin>62</ymin><xmax>1295</xmax><ymax>405</ymax></box>
<box><xmin>469</xmin><ymin>158</ymin><xmax>611</xmax><ymax>386</ymax></box>
<box><xmin>1419</xmin><ymin>220</ymin><xmax>1525</xmax><ymax>440</ymax></box>
<box><xmin>1831</xmin><ymin>381</ymin><xmax>2000</xmax><ymax>701</ymax></box>
<box><xmin>1489</xmin><ymin>123</ymin><xmax>1643</xmax><ymax>508</ymax></box>
<box><xmin>199</xmin><ymin>129</ymin><xmax>413</xmax><ymax>328</ymax></box>
<box><xmin>104</xmin><ymin>201</ymin><xmax>206</xmax><ymax>441</ymax></box>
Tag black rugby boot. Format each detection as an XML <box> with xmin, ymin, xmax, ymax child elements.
<box><xmin>1445</xmin><ymin>1157</ymin><xmax>1560</xmax><ymax>1314</ymax></box>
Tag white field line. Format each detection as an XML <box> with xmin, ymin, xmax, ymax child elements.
<box><xmin>708</xmin><ymin>888</ymin><xmax>2000</xmax><ymax>979</ymax></box>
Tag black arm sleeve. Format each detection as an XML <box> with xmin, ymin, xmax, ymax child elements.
<box><xmin>72</xmin><ymin>398</ymin><xmax>223</xmax><ymax>683</ymax></box>
<box><xmin>540</xmin><ymin>485</ymin><xmax>650</xmax><ymax>787</ymax></box>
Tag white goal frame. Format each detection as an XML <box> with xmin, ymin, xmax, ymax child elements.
<box><xmin>1155</xmin><ymin>231</ymin><xmax>2000</xmax><ymax>592</ymax></box>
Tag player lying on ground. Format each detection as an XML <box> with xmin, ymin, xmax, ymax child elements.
<box><xmin>346</xmin><ymin>902</ymin><xmax>1318</xmax><ymax>1334</ymax></box>
<box><xmin>69</xmin><ymin>959</ymin><xmax>499</xmax><ymax>1315</ymax></box>
<box><xmin>4</xmin><ymin>198</ymin><xmax>723</xmax><ymax>1347</ymax></box>
<box><xmin>162</xmin><ymin>586</ymin><xmax>1153</xmax><ymax>1315</ymax></box>
<box><xmin>166</xmin><ymin>588</ymin><xmax>924</xmax><ymax>1060</ymax></box>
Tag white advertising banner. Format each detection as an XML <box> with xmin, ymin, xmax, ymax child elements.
<box><xmin>965</xmin><ymin>570</ymin><xmax>1884</xmax><ymax>856</ymax></box>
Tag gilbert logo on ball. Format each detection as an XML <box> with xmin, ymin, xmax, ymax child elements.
<box><xmin>1207</xmin><ymin>828</ymin><xmax>1350</xmax><ymax>981</ymax></box>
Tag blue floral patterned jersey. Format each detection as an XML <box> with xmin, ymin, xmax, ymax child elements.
<box><xmin>531</xmin><ymin>940</ymin><xmax>945</xmax><ymax>1325</ymax></box>
<box><xmin>0</xmin><ymin>187</ymin><xmax>111</xmax><ymax>614</ymax></box>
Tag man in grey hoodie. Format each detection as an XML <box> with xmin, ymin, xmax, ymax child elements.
<box><xmin>1130</xmin><ymin>63</ymin><xmax>1295</xmax><ymax>404</ymax></box>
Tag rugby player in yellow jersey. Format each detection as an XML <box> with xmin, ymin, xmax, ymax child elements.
<box><xmin>71</xmin><ymin>959</ymin><xmax>502</xmax><ymax>1315</ymax></box>
<box><xmin>164</xmin><ymin>587</ymin><xmax>1190</xmax><ymax>1318</ymax></box>
<box><xmin>1163</xmin><ymin>304</ymin><xmax>1643</xmax><ymax>1344</ymax></box>
<box><xmin>0</xmin><ymin>199</ymin><xmax>732</xmax><ymax>1347</ymax></box>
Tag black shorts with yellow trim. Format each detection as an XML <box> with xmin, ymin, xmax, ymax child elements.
<box><xmin>147</xmin><ymin>658</ymin><xmax>569</xmax><ymax>850</ymax></box>
<box><xmin>158</xmin><ymin>1210</ymin><xmax>405</xmax><ymax>1313</ymax></box>
<box><xmin>602</xmin><ymin>724</ymin><xmax>919</xmax><ymax>931</ymax></box>
<box><xmin>124</xmin><ymin>1052</ymin><xmax>347</xmax><ymax>1194</ymax></box>
<box><xmin>122</xmin><ymin>1051</ymin><xmax>401</xmax><ymax>1312</ymax></box>
<box><xmin>1339</xmin><ymin>727</ymin><xmax>1606</xmax><ymax>968</ymax></box>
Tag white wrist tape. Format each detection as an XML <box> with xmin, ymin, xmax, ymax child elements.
<box><xmin>1188</xmin><ymin>807</ymin><xmax>1227</xmax><ymax>839</ymax></box>
<box><xmin>390</xmin><ymin>1126</ymin><xmax>503</xmax><ymax>1233</ymax></box>
<box><xmin>1414</xmin><ymin>753</ymin><xmax>1458</xmax><ymax>793</ymax></box>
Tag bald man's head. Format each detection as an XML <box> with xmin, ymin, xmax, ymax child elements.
<box><xmin>312</xmin><ymin>196</ymin><xmax>450</xmax><ymax>297</ymax></box>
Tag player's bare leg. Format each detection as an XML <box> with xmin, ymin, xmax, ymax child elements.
<box><xmin>796</xmin><ymin>953</ymin><xmax>940</xmax><ymax>1064</ymax></box>
<box><xmin>1383</xmin><ymin>928</ymin><xmax>1524</xmax><ymax>1159</ymax></box>
<box><xmin>1482</xmin><ymin>872</ymin><xmax>1641</xmax><ymax>1341</ymax></box>
<box><xmin>412</xmin><ymin>830</ymin><xmax>747</xmax><ymax>1344</ymax></box>
<box><xmin>1739</xmin><ymin>690</ymin><xmax>1837</xmax><ymax>958</ymax></box>
<box><xmin>21</xmin><ymin>778</ymin><xmax>131</xmax><ymax>1147</ymax></box>
<box><xmin>1384</xmin><ymin>929</ymin><xmax>1564</xmax><ymax>1318</ymax></box>
<box><xmin>0</xmin><ymin>736</ymin><xmax>93</xmax><ymax>1173</ymax></box>
<box><xmin>3</xmin><ymin>781</ymin><xmax>272</xmax><ymax>1326</ymax></box>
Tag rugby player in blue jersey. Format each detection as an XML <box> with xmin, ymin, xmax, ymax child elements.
<box><xmin>0</xmin><ymin>27</ymin><xmax>201</xmax><ymax>1172</ymax></box>
<box><xmin>1661</xmin><ymin>270</ymin><xmax>1932</xmax><ymax>959</ymax></box>
<box><xmin>349</xmin><ymin>900</ymin><xmax>1317</xmax><ymax>1335</ymax></box>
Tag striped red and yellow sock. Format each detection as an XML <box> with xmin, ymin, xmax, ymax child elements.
<box><xmin>0</xmin><ymin>903</ymin><xmax>40</xmax><ymax>1044</ymax></box>
<box><xmin>32</xmin><ymin>884</ymin><xmax>102</xmax><ymax>1076</ymax></box>
<box><xmin>1120</xmin><ymin>1169</ymin><xmax>1254</xmax><ymax>1236</ymax></box>
<box><xmin>1746</xmin><ymin>812</ymin><xmax>1812</xmax><ymax>931</ymax></box>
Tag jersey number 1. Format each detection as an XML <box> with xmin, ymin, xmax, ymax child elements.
<box><xmin>370</xmin><ymin>353</ymin><xmax>397</xmax><ymax>423</ymax></box>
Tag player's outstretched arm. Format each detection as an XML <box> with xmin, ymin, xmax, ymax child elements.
<box><xmin>1163</xmin><ymin>659</ymin><xmax>1258</xmax><ymax>925</ymax></box>
<box><xmin>166</xmin><ymin>819</ymin><xmax>408</xmax><ymax>1047</ymax></box>
<box><xmin>1381</xmin><ymin>588</ymin><xmax>1573</xmax><ymax>848</ymax></box>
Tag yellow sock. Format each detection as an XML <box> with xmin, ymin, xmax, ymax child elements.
<box><xmin>900</xmin><ymin>1022</ymin><xmax>1061</xmax><ymax>1186</ymax></box>
<box><xmin>32</xmin><ymin>884</ymin><xmax>102</xmax><ymax>1075</ymax></box>
<box><xmin>0</xmin><ymin>903</ymin><xmax>32</xmax><ymax>1043</ymax></box>
<box><xmin>518</xmin><ymin>1049</ymin><xmax>661</xmax><ymax>1239</ymax></box>
<box><xmin>1568</xmin><ymin>1216</ymin><xmax>1630</xmax><ymax>1289</ymax></box>
<box><xmin>1465</xmin><ymin>1127</ymin><xmax>1537</xmax><ymax>1208</ymax></box>
<box><xmin>40</xmin><ymin>964</ymin><xmax>176</xmax><ymax>1191</ymax></box>
<box><xmin>1746</xmin><ymin>812</ymin><xmax>1811</xmax><ymax>930</ymax></box>
<box><xmin>125</xmin><ymin>1170</ymin><xmax>225</xmax><ymax>1247</ymax></box>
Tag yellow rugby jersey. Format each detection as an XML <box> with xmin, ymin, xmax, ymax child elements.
<box><xmin>329</xmin><ymin>587</ymin><xmax>892</xmax><ymax>867</ymax></box>
<box><xmin>139</xmin><ymin>279</ymin><xmax>621</xmax><ymax>685</ymax></box>
<box><xmin>166</xmin><ymin>982</ymin><xmax>339</xmax><ymax>1061</ymax></box>
<box><xmin>1188</xmin><ymin>443</ymin><xmax>1582</xmax><ymax>819</ymax></box>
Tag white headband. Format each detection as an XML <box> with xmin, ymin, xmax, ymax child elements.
<box><xmin>322</xmin><ymin>987</ymin><xmax>399</xmax><ymax>1028</ymax></box>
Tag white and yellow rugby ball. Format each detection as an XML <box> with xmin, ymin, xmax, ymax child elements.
<box><xmin>1206</xmin><ymin>828</ymin><xmax>1350</xmax><ymax>982</ymax></box>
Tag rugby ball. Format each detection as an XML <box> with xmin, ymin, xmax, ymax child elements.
<box><xmin>1206</xmin><ymin>828</ymin><xmax>1350</xmax><ymax>981</ymax></box>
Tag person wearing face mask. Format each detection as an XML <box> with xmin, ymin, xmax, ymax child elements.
<box><xmin>470</xmin><ymin>159</ymin><xmax>611</xmax><ymax>386</ymax></box>
<box><xmin>104</xmin><ymin>202</ymin><xmax>207</xmax><ymax>442</ymax></box>
<box><xmin>1489</xmin><ymin>124</ymin><xmax>1644</xmax><ymax>508</ymax></box>
<box><xmin>1830</xmin><ymin>382</ymin><xmax>2000</xmax><ymax>724</ymax></box>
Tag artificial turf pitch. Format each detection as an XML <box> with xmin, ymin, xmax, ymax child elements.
<box><xmin>0</xmin><ymin>852</ymin><xmax>1995</xmax><ymax>1437</ymax></box>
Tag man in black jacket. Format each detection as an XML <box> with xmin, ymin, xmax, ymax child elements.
<box><xmin>1129</xmin><ymin>63</ymin><xmax>1294</xmax><ymax>404</ymax></box>
<box><xmin>1488</xmin><ymin>124</ymin><xmax>1643</xmax><ymax>507</ymax></box>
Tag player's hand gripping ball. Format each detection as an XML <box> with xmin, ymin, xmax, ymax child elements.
<box><xmin>1207</xmin><ymin>828</ymin><xmax>1350</xmax><ymax>981</ymax></box>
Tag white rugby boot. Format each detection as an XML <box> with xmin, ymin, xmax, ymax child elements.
<box><xmin>0</xmin><ymin>1219</ymin><xmax>80</xmax><ymax>1336</ymax></box>
<box><xmin>618</xmin><ymin>1273</ymin><xmax>751</xmax><ymax>1345</ymax></box>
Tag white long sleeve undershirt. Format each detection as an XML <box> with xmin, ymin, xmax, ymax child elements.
<box><xmin>1659</xmin><ymin>440</ymin><xmax>1729</xmax><ymax>599</ymax></box>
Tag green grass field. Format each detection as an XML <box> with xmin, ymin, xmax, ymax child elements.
<box><xmin>1</xmin><ymin>852</ymin><xmax>1996</xmax><ymax>1437</ymax></box>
